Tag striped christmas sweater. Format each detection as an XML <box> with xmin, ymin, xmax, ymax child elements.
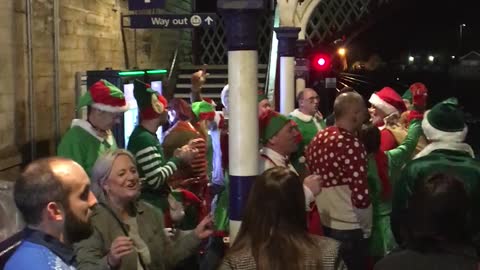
<box><xmin>127</xmin><ymin>126</ymin><xmax>180</xmax><ymax>198</ymax></box>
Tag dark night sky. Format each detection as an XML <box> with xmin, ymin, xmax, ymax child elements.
<box><xmin>350</xmin><ymin>0</ymin><xmax>478</xmax><ymax>62</ymax></box>
<box><xmin>199</xmin><ymin>0</ymin><xmax>478</xmax><ymax>61</ymax></box>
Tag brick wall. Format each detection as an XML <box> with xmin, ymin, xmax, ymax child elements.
<box><xmin>0</xmin><ymin>0</ymin><xmax>192</xmax><ymax>179</ymax></box>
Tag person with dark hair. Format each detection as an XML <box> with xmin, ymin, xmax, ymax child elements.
<box><xmin>58</xmin><ymin>80</ymin><xmax>128</xmax><ymax>175</ymax></box>
<box><xmin>359</xmin><ymin>108</ymin><xmax>423</xmax><ymax>261</ymax></box>
<box><xmin>306</xmin><ymin>91</ymin><xmax>370</xmax><ymax>270</ymax></box>
<box><xmin>289</xmin><ymin>88</ymin><xmax>326</xmax><ymax>177</ymax></box>
<box><xmin>220</xmin><ymin>167</ymin><xmax>345</xmax><ymax>270</ymax></box>
<box><xmin>5</xmin><ymin>157</ymin><xmax>98</xmax><ymax>270</ymax></box>
<box><xmin>392</xmin><ymin>98</ymin><xmax>480</xmax><ymax>252</ymax></box>
<box><xmin>375</xmin><ymin>173</ymin><xmax>478</xmax><ymax>270</ymax></box>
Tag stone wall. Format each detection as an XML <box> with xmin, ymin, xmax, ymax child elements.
<box><xmin>0</xmin><ymin>0</ymin><xmax>192</xmax><ymax>179</ymax></box>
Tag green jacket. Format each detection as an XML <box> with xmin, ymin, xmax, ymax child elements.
<box><xmin>289</xmin><ymin>109</ymin><xmax>326</xmax><ymax>174</ymax></box>
<box><xmin>392</xmin><ymin>143</ymin><xmax>480</xmax><ymax>248</ymax></box>
<box><xmin>74</xmin><ymin>199</ymin><xmax>201</xmax><ymax>270</ymax></box>
<box><xmin>57</xmin><ymin>119</ymin><xmax>117</xmax><ymax>176</ymax></box>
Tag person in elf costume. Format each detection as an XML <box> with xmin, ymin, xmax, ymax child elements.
<box><xmin>257</xmin><ymin>89</ymin><xmax>272</xmax><ymax>116</ymax></box>
<box><xmin>188</xmin><ymin>100</ymin><xmax>218</xmax><ymax>221</ymax></box>
<box><xmin>258</xmin><ymin>110</ymin><xmax>322</xmax><ymax>234</ymax></box>
<box><xmin>58</xmin><ymin>79</ymin><xmax>128</xmax><ymax>175</ymax></box>
<box><xmin>392</xmin><ymin>98</ymin><xmax>480</xmax><ymax>252</ymax></box>
<box><xmin>359</xmin><ymin>108</ymin><xmax>424</xmax><ymax>261</ymax></box>
<box><xmin>163</xmin><ymin>98</ymin><xmax>209</xmax><ymax>199</ymax></box>
<box><xmin>289</xmin><ymin>88</ymin><xmax>326</xmax><ymax>177</ymax></box>
<box><xmin>126</xmin><ymin>80</ymin><xmax>200</xmax><ymax>228</ymax></box>
<box><xmin>395</xmin><ymin>83</ymin><xmax>429</xmax><ymax>155</ymax></box>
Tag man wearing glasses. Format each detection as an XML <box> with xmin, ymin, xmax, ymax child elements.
<box><xmin>289</xmin><ymin>88</ymin><xmax>326</xmax><ymax>176</ymax></box>
<box><xmin>57</xmin><ymin>80</ymin><xmax>128</xmax><ymax>175</ymax></box>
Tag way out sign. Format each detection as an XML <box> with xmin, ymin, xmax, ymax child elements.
<box><xmin>122</xmin><ymin>14</ymin><xmax>217</xmax><ymax>29</ymax></box>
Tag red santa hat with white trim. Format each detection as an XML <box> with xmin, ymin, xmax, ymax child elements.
<box><xmin>368</xmin><ymin>87</ymin><xmax>407</xmax><ymax>115</ymax></box>
<box><xmin>78</xmin><ymin>79</ymin><xmax>128</xmax><ymax>113</ymax></box>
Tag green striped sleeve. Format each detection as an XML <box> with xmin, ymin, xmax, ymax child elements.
<box><xmin>135</xmin><ymin>146</ymin><xmax>180</xmax><ymax>190</ymax></box>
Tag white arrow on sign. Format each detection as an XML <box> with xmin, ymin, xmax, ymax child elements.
<box><xmin>204</xmin><ymin>16</ymin><xmax>214</xmax><ymax>25</ymax></box>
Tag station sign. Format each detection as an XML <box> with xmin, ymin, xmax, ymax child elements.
<box><xmin>122</xmin><ymin>14</ymin><xmax>218</xmax><ymax>29</ymax></box>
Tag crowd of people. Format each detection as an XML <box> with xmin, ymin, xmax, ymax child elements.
<box><xmin>3</xmin><ymin>68</ymin><xmax>480</xmax><ymax>270</ymax></box>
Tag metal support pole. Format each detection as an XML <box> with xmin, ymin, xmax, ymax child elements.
<box><xmin>221</xmin><ymin>7</ymin><xmax>261</xmax><ymax>243</ymax></box>
<box><xmin>295</xmin><ymin>39</ymin><xmax>309</xmax><ymax>96</ymax></box>
<box><xmin>275</xmin><ymin>27</ymin><xmax>300</xmax><ymax>115</ymax></box>
<box><xmin>53</xmin><ymin>0</ymin><xmax>61</xmax><ymax>148</ymax></box>
<box><xmin>26</xmin><ymin>0</ymin><xmax>36</xmax><ymax>160</ymax></box>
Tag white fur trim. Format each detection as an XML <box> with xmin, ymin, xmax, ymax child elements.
<box><xmin>71</xmin><ymin>119</ymin><xmax>115</xmax><ymax>145</ymax></box>
<box><xmin>221</xmin><ymin>84</ymin><xmax>229</xmax><ymax>108</ymax></box>
<box><xmin>422</xmin><ymin>110</ymin><xmax>468</xmax><ymax>142</ymax></box>
<box><xmin>414</xmin><ymin>141</ymin><xmax>475</xmax><ymax>159</ymax></box>
<box><xmin>289</xmin><ymin>109</ymin><xmax>313</xmax><ymax>122</ymax></box>
<box><xmin>91</xmin><ymin>102</ymin><xmax>128</xmax><ymax>113</ymax></box>
<box><xmin>369</xmin><ymin>93</ymin><xmax>398</xmax><ymax>115</ymax></box>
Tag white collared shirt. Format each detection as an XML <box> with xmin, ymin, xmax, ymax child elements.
<box><xmin>259</xmin><ymin>147</ymin><xmax>315</xmax><ymax>209</ymax></box>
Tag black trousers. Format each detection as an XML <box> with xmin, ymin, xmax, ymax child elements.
<box><xmin>324</xmin><ymin>226</ymin><xmax>369</xmax><ymax>270</ymax></box>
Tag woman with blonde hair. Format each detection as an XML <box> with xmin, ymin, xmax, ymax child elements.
<box><xmin>220</xmin><ymin>167</ymin><xmax>345</xmax><ymax>270</ymax></box>
<box><xmin>74</xmin><ymin>149</ymin><xmax>213</xmax><ymax>270</ymax></box>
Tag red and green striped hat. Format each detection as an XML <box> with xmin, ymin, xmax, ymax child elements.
<box><xmin>133</xmin><ymin>80</ymin><xmax>167</xmax><ymax>120</ymax></box>
<box><xmin>192</xmin><ymin>101</ymin><xmax>215</xmax><ymax>120</ymax></box>
<box><xmin>259</xmin><ymin>110</ymin><xmax>290</xmax><ymax>144</ymax></box>
<box><xmin>78</xmin><ymin>79</ymin><xmax>128</xmax><ymax>113</ymax></box>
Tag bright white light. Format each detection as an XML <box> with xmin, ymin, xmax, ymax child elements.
<box><xmin>428</xmin><ymin>55</ymin><xmax>435</xmax><ymax>62</ymax></box>
<box><xmin>408</xmin><ymin>56</ymin><xmax>414</xmax><ymax>62</ymax></box>
<box><xmin>396</xmin><ymin>77</ymin><xmax>400</xmax><ymax>81</ymax></box>
<box><xmin>451</xmin><ymin>55</ymin><xmax>456</xmax><ymax>59</ymax></box>
<box><xmin>318</xmin><ymin>58</ymin><xmax>326</xmax><ymax>66</ymax></box>
<box><xmin>338</xmin><ymin>48</ymin><xmax>346</xmax><ymax>56</ymax></box>
<box><xmin>461</xmin><ymin>24</ymin><xmax>466</xmax><ymax>27</ymax></box>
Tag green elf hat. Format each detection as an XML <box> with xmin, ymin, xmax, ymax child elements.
<box><xmin>78</xmin><ymin>79</ymin><xmax>128</xmax><ymax>113</ymax></box>
<box><xmin>192</xmin><ymin>100</ymin><xmax>215</xmax><ymax>120</ymax></box>
<box><xmin>258</xmin><ymin>89</ymin><xmax>268</xmax><ymax>103</ymax></box>
<box><xmin>133</xmin><ymin>80</ymin><xmax>168</xmax><ymax>120</ymax></box>
<box><xmin>402</xmin><ymin>88</ymin><xmax>412</xmax><ymax>103</ymax></box>
<box><xmin>259</xmin><ymin>110</ymin><xmax>290</xmax><ymax>144</ymax></box>
<box><xmin>422</xmin><ymin>97</ymin><xmax>468</xmax><ymax>142</ymax></box>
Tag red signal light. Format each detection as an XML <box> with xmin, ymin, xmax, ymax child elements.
<box><xmin>312</xmin><ymin>54</ymin><xmax>330</xmax><ymax>71</ymax></box>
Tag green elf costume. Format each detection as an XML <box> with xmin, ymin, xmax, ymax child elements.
<box><xmin>289</xmin><ymin>108</ymin><xmax>326</xmax><ymax>176</ymax></box>
<box><xmin>127</xmin><ymin>83</ymin><xmax>206</xmax><ymax>229</ymax></box>
<box><xmin>363</xmin><ymin>111</ymin><xmax>423</xmax><ymax>258</ymax></box>
<box><xmin>392</xmin><ymin>98</ymin><xmax>480</xmax><ymax>250</ymax></box>
<box><xmin>57</xmin><ymin>80</ymin><xmax>128</xmax><ymax>175</ymax></box>
<box><xmin>126</xmin><ymin>80</ymin><xmax>180</xmax><ymax>212</ymax></box>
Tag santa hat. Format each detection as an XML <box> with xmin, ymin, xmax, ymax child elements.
<box><xmin>422</xmin><ymin>98</ymin><xmax>468</xmax><ymax>142</ymax></box>
<box><xmin>410</xmin><ymin>82</ymin><xmax>427</xmax><ymax>94</ymax></box>
<box><xmin>369</xmin><ymin>87</ymin><xmax>407</xmax><ymax>115</ymax></box>
<box><xmin>192</xmin><ymin>101</ymin><xmax>215</xmax><ymax>120</ymax></box>
<box><xmin>78</xmin><ymin>79</ymin><xmax>128</xmax><ymax>113</ymax></box>
<box><xmin>259</xmin><ymin>110</ymin><xmax>290</xmax><ymax>144</ymax></box>
<box><xmin>258</xmin><ymin>89</ymin><xmax>268</xmax><ymax>103</ymax></box>
<box><xmin>133</xmin><ymin>80</ymin><xmax>168</xmax><ymax>120</ymax></box>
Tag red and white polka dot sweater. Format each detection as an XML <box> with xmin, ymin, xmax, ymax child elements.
<box><xmin>306</xmin><ymin>126</ymin><xmax>372</xmax><ymax>234</ymax></box>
